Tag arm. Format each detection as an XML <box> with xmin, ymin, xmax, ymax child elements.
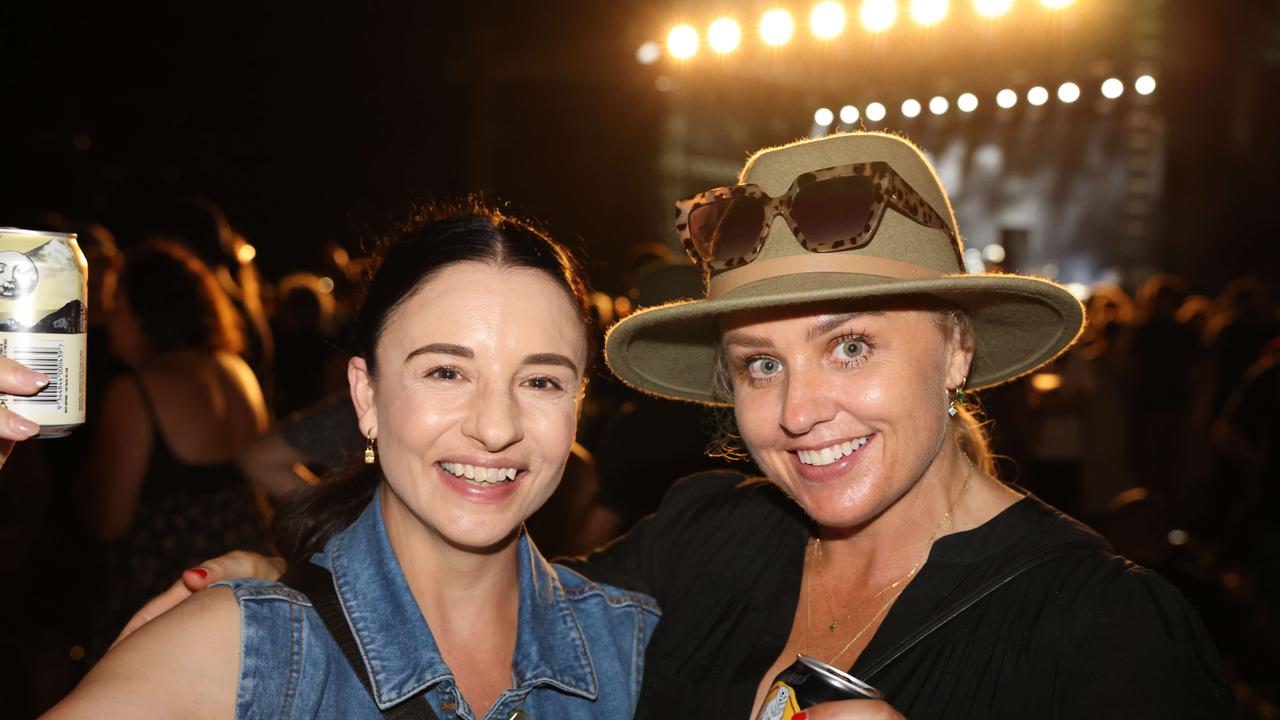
<box><xmin>45</xmin><ymin>587</ymin><xmax>241</xmax><ymax>719</ymax></box>
<box><xmin>84</xmin><ymin>376</ymin><xmax>152</xmax><ymax>541</ymax></box>
<box><xmin>113</xmin><ymin>551</ymin><xmax>284</xmax><ymax>646</ymax></box>
<box><xmin>1063</xmin><ymin>567</ymin><xmax>1237</xmax><ymax>718</ymax></box>
<box><xmin>237</xmin><ymin>431</ymin><xmax>319</xmax><ymax>500</ymax></box>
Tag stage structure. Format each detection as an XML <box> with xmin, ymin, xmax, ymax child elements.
<box><xmin>632</xmin><ymin>0</ymin><xmax>1166</xmax><ymax>292</ymax></box>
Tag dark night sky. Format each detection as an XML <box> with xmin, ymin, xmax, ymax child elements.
<box><xmin>4</xmin><ymin>2</ymin><xmax>1279</xmax><ymax>290</ymax></box>
<box><xmin>2</xmin><ymin>2</ymin><xmax>664</xmax><ymax>289</ymax></box>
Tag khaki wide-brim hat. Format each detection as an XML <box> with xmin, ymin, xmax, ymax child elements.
<box><xmin>605</xmin><ymin>132</ymin><xmax>1085</xmax><ymax>406</ymax></box>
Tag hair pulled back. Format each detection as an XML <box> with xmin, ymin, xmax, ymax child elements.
<box><xmin>272</xmin><ymin>199</ymin><xmax>593</xmax><ymax>562</ymax></box>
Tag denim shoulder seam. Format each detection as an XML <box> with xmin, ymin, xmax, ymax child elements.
<box><xmin>213</xmin><ymin>579</ymin><xmax>314</xmax><ymax>607</ymax></box>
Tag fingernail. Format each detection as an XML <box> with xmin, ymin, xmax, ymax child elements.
<box><xmin>187</xmin><ymin>567</ymin><xmax>208</xmax><ymax>579</ymax></box>
<box><xmin>19</xmin><ymin>368</ymin><xmax>49</xmax><ymax>390</ymax></box>
<box><xmin>794</xmin><ymin>714</ymin><xmax>807</xmax><ymax>720</ymax></box>
<box><xmin>10</xmin><ymin>415</ymin><xmax>38</xmax><ymax>437</ymax></box>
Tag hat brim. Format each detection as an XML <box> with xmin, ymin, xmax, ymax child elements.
<box><xmin>604</xmin><ymin>272</ymin><xmax>1085</xmax><ymax>406</ymax></box>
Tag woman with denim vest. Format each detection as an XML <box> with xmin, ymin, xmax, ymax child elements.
<box><xmin>47</xmin><ymin>203</ymin><xmax>659</xmax><ymax>719</ymax></box>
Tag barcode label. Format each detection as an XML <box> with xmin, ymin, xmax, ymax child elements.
<box><xmin>7</xmin><ymin>340</ymin><xmax>64</xmax><ymax>410</ymax></box>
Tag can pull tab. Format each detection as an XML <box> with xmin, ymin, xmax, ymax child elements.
<box><xmin>506</xmin><ymin>710</ymin><xmax>530</xmax><ymax>720</ymax></box>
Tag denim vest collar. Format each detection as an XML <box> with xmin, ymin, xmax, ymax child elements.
<box><xmin>318</xmin><ymin>493</ymin><xmax>599</xmax><ymax>709</ymax></box>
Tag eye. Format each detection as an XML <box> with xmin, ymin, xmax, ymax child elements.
<box><xmin>746</xmin><ymin>356</ymin><xmax>784</xmax><ymax>380</ymax></box>
<box><xmin>831</xmin><ymin>337</ymin><xmax>870</xmax><ymax>365</ymax></box>
<box><xmin>426</xmin><ymin>366</ymin><xmax>461</xmax><ymax>381</ymax></box>
<box><xmin>525</xmin><ymin>376</ymin><xmax>564</xmax><ymax>391</ymax></box>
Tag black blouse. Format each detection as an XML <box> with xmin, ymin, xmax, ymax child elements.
<box><xmin>565</xmin><ymin>472</ymin><xmax>1236</xmax><ymax>719</ymax></box>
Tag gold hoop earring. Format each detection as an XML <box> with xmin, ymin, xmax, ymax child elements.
<box><xmin>364</xmin><ymin>431</ymin><xmax>377</xmax><ymax>464</ymax></box>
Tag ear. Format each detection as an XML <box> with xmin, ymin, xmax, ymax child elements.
<box><xmin>348</xmin><ymin>356</ymin><xmax>378</xmax><ymax>437</ymax></box>
<box><xmin>942</xmin><ymin>316</ymin><xmax>975</xmax><ymax>390</ymax></box>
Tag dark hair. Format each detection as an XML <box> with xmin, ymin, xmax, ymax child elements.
<box><xmin>119</xmin><ymin>239</ymin><xmax>244</xmax><ymax>356</ymax></box>
<box><xmin>272</xmin><ymin>199</ymin><xmax>594</xmax><ymax>563</ymax></box>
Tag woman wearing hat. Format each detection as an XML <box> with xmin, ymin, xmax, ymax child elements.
<box><xmin>125</xmin><ymin>133</ymin><xmax>1233</xmax><ymax>718</ymax></box>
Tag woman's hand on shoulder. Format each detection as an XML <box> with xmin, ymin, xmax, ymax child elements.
<box><xmin>113</xmin><ymin>550</ymin><xmax>285</xmax><ymax>646</ymax></box>
<box><xmin>800</xmin><ymin>699</ymin><xmax>905</xmax><ymax>720</ymax></box>
<box><xmin>44</xmin><ymin>587</ymin><xmax>242</xmax><ymax>719</ymax></box>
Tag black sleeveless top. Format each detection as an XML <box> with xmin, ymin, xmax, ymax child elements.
<box><xmin>102</xmin><ymin>375</ymin><xmax>267</xmax><ymax>638</ymax></box>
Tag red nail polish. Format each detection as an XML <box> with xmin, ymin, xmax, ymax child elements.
<box><xmin>187</xmin><ymin>567</ymin><xmax>208</xmax><ymax>579</ymax></box>
<box><xmin>793</xmin><ymin>714</ymin><xmax>807</xmax><ymax>720</ymax></box>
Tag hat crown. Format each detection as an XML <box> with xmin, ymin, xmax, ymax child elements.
<box><xmin>726</xmin><ymin>132</ymin><xmax>963</xmax><ymax>276</ymax></box>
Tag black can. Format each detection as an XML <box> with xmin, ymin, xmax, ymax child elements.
<box><xmin>754</xmin><ymin>655</ymin><xmax>885</xmax><ymax>720</ymax></box>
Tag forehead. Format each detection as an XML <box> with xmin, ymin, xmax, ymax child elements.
<box><xmin>381</xmin><ymin>262</ymin><xmax>587</xmax><ymax>356</ymax></box>
<box><xmin>719</xmin><ymin>305</ymin><xmax>942</xmax><ymax>342</ymax></box>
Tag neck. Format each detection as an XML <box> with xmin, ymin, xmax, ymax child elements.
<box><xmin>814</xmin><ymin>444</ymin><xmax>975</xmax><ymax>580</ymax></box>
<box><xmin>377</xmin><ymin>484</ymin><xmax>521</xmax><ymax>632</ymax></box>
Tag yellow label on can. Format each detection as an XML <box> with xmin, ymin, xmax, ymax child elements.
<box><xmin>755</xmin><ymin>681</ymin><xmax>804</xmax><ymax>720</ymax></box>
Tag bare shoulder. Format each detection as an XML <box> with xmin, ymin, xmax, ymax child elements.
<box><xmin>44</xmin><ymin>587</ymin><xmax>241</xmax><ymax>719</ymax></box>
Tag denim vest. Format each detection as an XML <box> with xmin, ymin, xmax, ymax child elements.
<box><xmin>216</xmin><ymin>494</ymin><xmax>659</xmax><ymax>719</ymax></box>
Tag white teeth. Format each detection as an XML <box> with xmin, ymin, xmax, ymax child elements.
<box><xmin>797</xmin><ymin>436</ymin><xmax>871</xmax><ymax>467</ymax></box>
<box><xmin>440</xmin><ymin>462</ymin><xmax>519</xmax><ymax>485</ymax></box>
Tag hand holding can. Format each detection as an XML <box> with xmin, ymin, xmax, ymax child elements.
<box><xmin>0</xmin><ymin>355</ymin><xmax>50</xmax><ymax>466</ymax></box>
<box><xmin>0</xmin><ymin>228</ymin><xmax>88</xmax><ymax>439</ymax></box>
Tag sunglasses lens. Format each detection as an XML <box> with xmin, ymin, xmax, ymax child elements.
<box><xmin>791</xmin><ymin>175</ymin><xmax>876</xmax><ymax>248</ymax></box>
<box><xmin>688</xmin><ymin>196</ymin><xmax>767</xmax><ymax>265</ymax></box>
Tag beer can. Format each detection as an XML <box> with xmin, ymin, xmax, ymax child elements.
<box><xmin>0</xmin><ymin>228</ymin><xmax>88</xmax><ymax>438</ymax></box>
<box><xmin>755</xmin><ymin>655</ymin><xmax>885</xmax><ymax>720</ymax></box>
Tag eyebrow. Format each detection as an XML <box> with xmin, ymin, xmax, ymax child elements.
<box><xmin>405</xmin><ymin>343</ymin><xmax>473</xmax><ymax>362</ymax></box>
<box><xmin>523</xmin><ymin>353</ymin><xmax>580</xmax><ymax>377</ymax></box>
<box><xmin>721</xmin><ymin>331</ymin><xmax>773</xmax><ymax>351</ymax></box>
<box><xmin>807</xmin><ymin>311</ymin><xmax>883</xmax><ymax>341</ymax></box>
<box><xmin>405</xmin><ymin>344</ymin><xmax>579</xmax><ymax>376</ymax></box>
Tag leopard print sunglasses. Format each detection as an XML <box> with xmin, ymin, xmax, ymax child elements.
<box><xmin>675</xmin><ymin>161</ymin><xmax>956</xmax><ymax>271</ymax></box>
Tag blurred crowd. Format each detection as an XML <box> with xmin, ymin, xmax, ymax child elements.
<box><xmin>0</xmin><ymin>202</ymin><xmax>1276</xmax><ymax>717</ymax></box>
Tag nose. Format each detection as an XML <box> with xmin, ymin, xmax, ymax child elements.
<box><xmin>462</xmin><ymin>381</ymin><xmax>525</xmax><ymax>451</ymax></box>
<box><xmin>778</xmin><ymin>363</ymin><xmax>837</xmax><ymax>436</ymax></box>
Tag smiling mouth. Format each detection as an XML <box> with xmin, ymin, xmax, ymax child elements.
<box><xmin>796</xmin><ymin>435</ymin><xmax>872</xmax><ymax>467</ymax></box>
<box><xmin>439</xmin><ymin>462</ymin><xmax>519</xmax><ymax>486</ymax></box>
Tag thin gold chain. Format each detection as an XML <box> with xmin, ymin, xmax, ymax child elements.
<box><xmin>804</xmin><ymin>460</ymin><xmax>974</xmax><ymax>665</ymax></box>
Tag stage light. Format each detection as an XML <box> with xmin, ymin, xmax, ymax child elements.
<box><xmin>760</xmin><ymin>9</ymin><xmax>796</xmax><ymax>46</ymax></box>
<box><xmin>1027</xmin><ymin>86</ymin><xmax>1049</xmax><ymax>106</ymax></box>
<box><xmin>318</xmin><ymin>277</ymin><xmax>335</xmax><ymax>294</ymax></box>
<box><xmin>636</xmin><ymin>41</ymin><xmax>661</xmax><ymax>64</ymax></box>
<box><xmin>910</xmin><ymin>0</ymin><xmax>948</xmax><ymax>26</ymax></box>
<box><xmin>1168</xmin><ymin>529</ymin><xmax>1189</xmax><ymax>546</ymax></box>
<box><xmin>708</xmin><ymin>17</ymin><xmax>742</xmax><ymax>54</ymax></box>
<box><xmin>866</xmin><ymin>102</ymin><xmax>887</xmax><ymax>121</ymax></box>
<box><xmin>974</xmin><ymin>0</ymin><xmax>1013</xmax><ymax>19</ymax></box>
<box><xmin>1065</xmin><ymin>282</ymin><xmax>1089</xmax><ymax>301</ymax></box>
<box><xmin>1135</xmin><ymin>74</ymin><xmax>1157</xmax><ymax>95</ymax></box>
<box><xmin>811</xmin><ymin>1</ymin><xmax>848</xmax><ymax>39</ymax></box>
<box><xmin>1101</xmin><ymin>77</ymin><xmax>1124</xmax><ymax>99</ymax></box>
<box><xmin>982</xmin><ymin>243</ymin><xmax>1006</xmax><ymax>263</ymax></box>
<box><xmin>996</xmin><ymin>88</ymin><xmax>1018</xmax><ymax>108</ymax></box>
<box><xmin>654</xmin><ymin>75</ymin><xmax>673</xmax><ymax>92</ymax></box>
<box><xmin>667</xmin><ymin>25</ymin><xmax>699</xmax><ymax>60</ymax></box>
<box><xmin>1039</xmin><ymin>0</ymin><xmax>1073</xmax><ymax>8</ymax></box>
<box><xmin>929</xmin><ymin>96</ymin><xmax>949</xmax><ymax>114</ymax></box>
<box><xmin>957</xmin><ymin>92</ymin><xmax>979</xmax><ymax>112</ymax></box>
<box><xmin>1057</xmin><ymin>82</ymin><xmax>1080</xmax><ymax>103</ymax></box>
<box><xmin>1030</xmin><ymin>372</ymin><xmax>1063</xmax><ymax>393</ymax></box>
<box><xmin>901</xmin><ymin>98</ymin><xmax>922</xmax><ymax>118</ymax></box>
<box><xmin>815</xmin><ymin>107</ymin><xmax>835</xmax><ymax>126</ymax></box>
<box><xmin>840</xmin><ymin>104</ymin><xmax>860</xmax><ymax>123</ymax></box>
<box><xmin>860</xmin><ymin>0</ymin><xmax>897</xmax><ymax>33</ymax></box>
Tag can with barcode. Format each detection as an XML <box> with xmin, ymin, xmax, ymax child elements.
<box><xmin>0</xmin><ymin>228</ymin><xmax>88</xmax><ymax>437</ymax></box>
<box><xmin>755</xmin><ymin>655</ymin><xmax>885</xmax><ymax>720</ymax></box>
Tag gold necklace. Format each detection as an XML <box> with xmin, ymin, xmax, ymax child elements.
<box><xmin>804</xmin><ymin>460</ymin><xmax>973</xmax><ymax>665</ymax></box>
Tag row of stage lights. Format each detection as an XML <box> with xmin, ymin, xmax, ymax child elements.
<box><xmin>642</xmin><ymin>0</ymin><xmax>1076</xmax><ymax>62</ymax></box>
<box><xmin>808</xmin><ymin>75</ymin><xmax>1156</xmax><ymax>126</ymax></box>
